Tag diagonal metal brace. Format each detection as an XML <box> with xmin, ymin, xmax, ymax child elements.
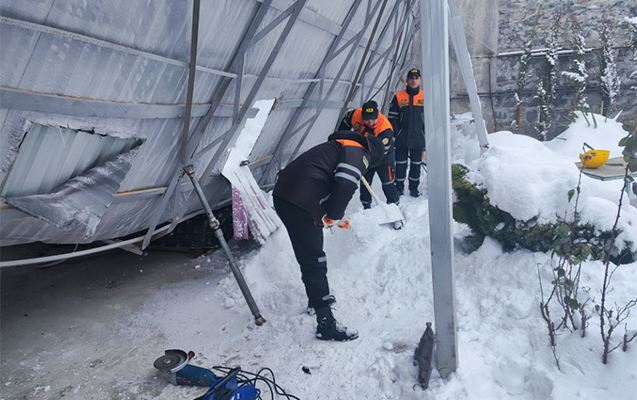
<box><xmin>183</xmin><ymin>164</ymin><xmax>266</xmax><ymax>326</ymax></box>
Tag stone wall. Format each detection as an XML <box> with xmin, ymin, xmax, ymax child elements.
<box><xmin>449</xmin><ymin>0</ymin><xmax>637</xmax><ymax>138</ymax></box>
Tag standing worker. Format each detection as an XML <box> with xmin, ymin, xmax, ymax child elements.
<box><xmin>388</xmin><ymin>68</ymin><xmax>425</xmax><ymax>197</ymax></box>
<box><xmin>273</xmin><ymin>131</ymin><xmax>385</xmax><ymax>341</ymax></box>
<box><xmin>339</xmin><ymin>100</ymin><xmax>400</xmax><ymax>209</ymax></box>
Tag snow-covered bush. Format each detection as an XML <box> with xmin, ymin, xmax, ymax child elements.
<box><xmin>451</xmin><ymin>163</ymin><xmax>633</xmax><ymax>262</ymax></box>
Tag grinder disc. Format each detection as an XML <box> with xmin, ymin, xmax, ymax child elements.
<box><xmin>154</xmin><ymin>353</ymin><xmax>185</xmax><ymax>371</ymax></box>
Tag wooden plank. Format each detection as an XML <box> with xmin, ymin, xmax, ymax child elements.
<box><xmin>575</xmin><ymin>157</ymin><xmax>636</xmax><ymax>181</ymax></box>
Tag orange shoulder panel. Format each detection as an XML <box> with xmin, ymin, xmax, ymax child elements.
<box><xmin>396</xmin><ymin>89</ymin><xmax>424</xmax><ymax>107</ymax></box>
<box><xmin>395</xmin><ymin>90</ymin><xmax>410</xmax><ymax>107</ymax></box>
<box><xmin>414</xmin><ymin>90</ymin><xmax>424</xmax><ymax>106</ymax></box>
<box><xmin>373</xmin><ymin>113</ymin><xmax>393</xmax><ymax>135</ymax></box>
<box><xmin>335</xmin><ymin>139</ymin><xmax>365</xmax><ymax>149</ymax></box>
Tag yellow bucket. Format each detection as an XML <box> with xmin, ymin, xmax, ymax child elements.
<box><xmin>579</xmin><ymin>149</ymin><xmax>610</xmax><ymax>168</ymax></box>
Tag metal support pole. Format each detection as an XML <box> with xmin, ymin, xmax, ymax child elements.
<box><xmin>420</xmin><ymin>0</ymin><xmax>458</xmax><ymax>378</ymax></box>
<box><xmin>183</xmin><ymin>164</ymin><xmax>266</xmax><ymax>326</ymax></box>
<box><xmin>447</xmin><ymin>0</ymin><xmax>489</xmax><ymax>154</ymax></box>
<box><xmin>180</xmin><ymin>0</ymin><xmax>200</xmax><ymax>165</ymax></box>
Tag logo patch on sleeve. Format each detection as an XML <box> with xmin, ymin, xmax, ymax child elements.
<box><xmin>362</xmin><ymin>155</ymin><xmax>369</xmax><ymax>169</ymax></box>
<box><xmin>382</xmin><ymin>138</ymin><xmax>389</xmax><ymax>145</ymax></box>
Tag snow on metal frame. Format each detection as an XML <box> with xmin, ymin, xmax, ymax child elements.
<box><xmin>0</xmin><ymin>0</ymin><xmax>413</xmax><ymax>247</ymax></box>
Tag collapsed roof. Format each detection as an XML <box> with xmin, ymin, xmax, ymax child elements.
<box><xmin>1</xmin><ymin>0</ymin><xmax>422</xmax><ymax>247</ymax></box>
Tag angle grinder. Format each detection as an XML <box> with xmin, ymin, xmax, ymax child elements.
<box><xmin>153</xmin><ymin>349</ymin><xmax>217</xmax><ymax>386</ymax></box>
<box><xmin>153</xmin><ymin>349</ymin><xmax>258</xmax><ymax>400</ymax></box>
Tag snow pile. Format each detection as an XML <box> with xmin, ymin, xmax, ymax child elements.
<box><xmin>122</xmin><ymin>110</ymin><xmax>636</xmax><ymax>399</ymax></box>
<box><xmin>467</xmin><ymin>112</ymin><xmax>637</xmax><ymax>250</ymax></box>
<box><xmin>2</xmin><ymin>107</ymin><xmax>634</xmax><ymax>400</ymax></box>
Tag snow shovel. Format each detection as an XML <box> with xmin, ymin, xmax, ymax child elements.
<box><xmin>360</xmin><ymin>176</ymin><xmax>404</xmax><ymax>230</ymax></box>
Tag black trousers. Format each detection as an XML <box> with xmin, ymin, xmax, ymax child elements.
<box><xmin>395</xmin><ymin>148</ymin><xmax>423</xmax><ymax>192</ymax></box>
<box><xmin>273</xmin><ymin>196</ymin><xmax>332</xmax><ymax>309</ymax></box>
<box><xmin>359</xmin><ymin>164</ymin><xmax>400</xmax><ymax>206</ymax></box>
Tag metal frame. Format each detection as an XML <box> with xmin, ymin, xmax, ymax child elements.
<box><xmin>200</xmin><ymin>0</ymin><xmax>309</xmax><ymax>180</ymax></box>
<box><xmin>1</xmin><ymin>15</ymin><xmax>390</xmax><ymax>87</ymax></box>
<box><xmin>361</xmin><ymin>0</ymin><xmax>415</xmax><ymax>103</ymax></box>
<box><xmin>0</xmin><ymin>1</ymin><xmax>429</xmax><ymax>251</ymax></box>
<box><xmin>337</xmin><ymin>0</ymin><xmax>390</xmax><ymax>123</ymax></box>
<box><xmin>389</xmin><ymin>4</ymin><xmax>420</xmax><ymax>92</ymax></box>
<box><xmin>140</xmin><ymin>0</ymin><xmax>276</xmax><ymax>249</ymax></box>
<box><xmin>180</xmin><ymin>0</ymin><xmax>201</xmax><ymax>164</ymax></box>
<box><xmin>289</xmin><ymin>0</ymin><xmax>415</xmax><ymax>163</ymax></box>
<box><xmin>381</xmin><ymin>14</ymin><xmax>419</xmax><ymax>113</ymax></box>
<box><xmin>259</xmin><ymin>0</ymin><xmax>418</xmax><ymax>187</ymax></box>
<box><xmin>382</xmin><ymin>6</ymin><xmax>417</xmax><ymax>112</ymax></box>
<box><xmin>0</xmin><ymin>87</ymin><xmax>255</xmax><ymax>120</ymax></box>
<box><xmin>285</xmin><ymin>0</ymin><xmax>389</xmax><ymax>162</ymax></box>
<box><xmin>447</xmin><ymin>0</ymin><xmax>489</xmax><ymax>153</ymax></box>
<box><xmin>258</xmin><ymin>0</ymin><xmax>366</xmax><ymax>185</ymax></box>
<box><xmin>141</xmin><ymin>0</ymin><xmax>308</xmax><ymax>249</ymax></box>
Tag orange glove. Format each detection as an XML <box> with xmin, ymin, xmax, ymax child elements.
<box><xmin>322</xmin><ymin>215</ymin><xmax>335</xmax><ymax>228</ymax></box>
<box><xmin>322</xmin><ymin>216</ymin><xmax>349</xmax><ymax>229</ymax></box>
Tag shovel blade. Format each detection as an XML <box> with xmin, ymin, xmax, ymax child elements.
<box><xmin>364</xmin><ymin>203</ymin><xmax>404</xmax><ymax>228</ymax></box>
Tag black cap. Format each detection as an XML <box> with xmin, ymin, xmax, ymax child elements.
<box><xmin>361</xmin><ymin>100</ymin><xmax>379</xmax><ymax>120</ymax></box>
<box><xmin>366</xmin><ymin>135</ymin><xmax>384</xmax><ymax>168</ymax></box>
<box><xmin>407</xmin><ymin>68</ymin><xmax>421</xmax><ymax>78</ymax></box>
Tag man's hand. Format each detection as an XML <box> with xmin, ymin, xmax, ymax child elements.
<box><xmin>322</xmin><ymin>216</ymin><xmax>349</xmax><ymax>229</ymax></box>
<box><xmin>322</xmin><ymin>215</ymin><xmax>335</xmax><ymax>228</ymax></box>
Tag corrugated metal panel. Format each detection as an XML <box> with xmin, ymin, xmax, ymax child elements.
<box><xmin>5</xmin><ymin>146</ymin><xmax>139</xmax><ymax>233</ymax></box>
<box><xmin>0</xmin><ymin>0</ymin><xmax>413</xmax><ymax>247</ymax></box>
<box><xmin>1</xmin><ymin>123</ymin><xmax>139</xmax><ymax>198</ymax></box>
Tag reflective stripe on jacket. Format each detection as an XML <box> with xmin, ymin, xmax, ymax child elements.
<box><xmin>273</xmin><ymin>135</ymin><xmax>370</xmax><ymax>221</ymax></box>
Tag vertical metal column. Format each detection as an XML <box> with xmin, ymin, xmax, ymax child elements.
<box><xmin>179</xmin><ymin>0</ymin><xmax>200</xmax><ymax>165</ymax></box>
<box><xmin>420</xmin><ymin>0</ymin><xmax>458</xmax><ymax>378</ymax></box>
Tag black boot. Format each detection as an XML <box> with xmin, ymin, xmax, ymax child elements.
<box><xmin>306</xmin><ymin>295</ymin><xmax>336</xmax><ymax>315</ymax></box>
<box><xmin>315</xmin><ymin>306</ymin><xmax>358</xmax><ymax>341</ymax></box>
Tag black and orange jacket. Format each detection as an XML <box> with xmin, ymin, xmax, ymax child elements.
<box><xmin>388</xmin><ymin>86</ymin><xmax>425</xmax><ymax>149</ymax></box>
<box><xmin>338</xmin><ymin>108</ymin><xmax>394</xmax><ymax>166</ymax></box>
<box><xmin>273</xmin><ymin>132</ymin><xmax>371</xmax><ymax>222</ymax></box>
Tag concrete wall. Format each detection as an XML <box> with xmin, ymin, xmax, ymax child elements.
<box><xmin>449</xmin><ymin>0</ymin><xmax>637</xmax><ymax>138</ymax></box>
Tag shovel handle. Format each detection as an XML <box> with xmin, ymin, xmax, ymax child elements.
<box><xmin>360</xmin><ymin>176</ymin><xmax>382</xmax><ymax>206</ymax></box>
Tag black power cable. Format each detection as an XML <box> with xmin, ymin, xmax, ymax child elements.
<box><xmin>211</xmin><ymin>366</ymin><xmax>302</xmax><ymax>400</ymax></box>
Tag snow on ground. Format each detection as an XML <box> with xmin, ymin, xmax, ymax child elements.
<box><xmin>1</xmin><ymin>111</ymin><xmax>636</xmax><ymax>399</ymax></box>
